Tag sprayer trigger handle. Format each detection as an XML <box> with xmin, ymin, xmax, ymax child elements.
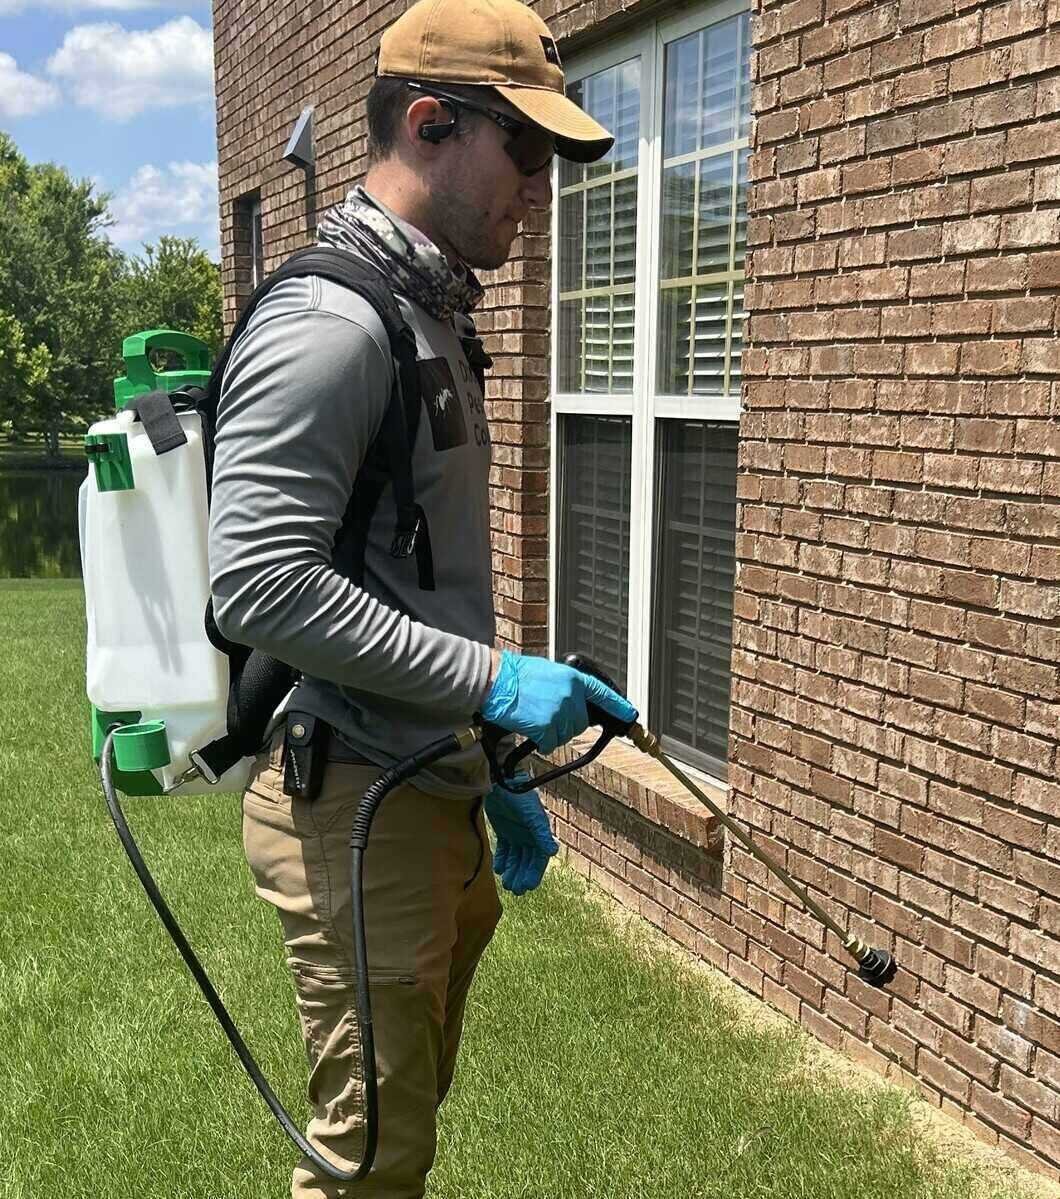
<box><xmin>562</xmin><ymin>652</ymin><xmax>637</xmax><ymax>738</ymax></box>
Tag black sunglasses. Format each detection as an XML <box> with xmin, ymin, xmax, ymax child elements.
<box><xmin>407</xmin><ymin>82</ymin><xmax>555</xmax><ymax>177</ymax></box>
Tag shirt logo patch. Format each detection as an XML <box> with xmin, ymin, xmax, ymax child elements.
<box><xmin>541</xmin><ymin>36</ymin><xmax>562</xmax><ymax>67</ymax></box>
<box><xmin>419</xmin><ymin>358</ymin><xmax>468</xmax><ymax>451</ymax></box>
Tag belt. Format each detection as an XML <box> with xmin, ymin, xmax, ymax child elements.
<box><xmin>325</xmin><ymin>727</ymin><xmax>376</xmax><ymax>767</ymax></box>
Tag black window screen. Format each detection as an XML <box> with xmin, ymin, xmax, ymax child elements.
<box><xmin>556</xmin><ymin>415</ymin><xmax>632</xmax><ymax>692</ymax></box>
<box><xmin>650</xmin><ymin>420</ymin><xmax>738</xmax><ymax>775</ymax></box>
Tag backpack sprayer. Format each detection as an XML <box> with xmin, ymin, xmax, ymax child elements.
<box><xmin>84</xmin><ymin>325</ymin><xmax>896</xmax><ymax>1186</ymax></box>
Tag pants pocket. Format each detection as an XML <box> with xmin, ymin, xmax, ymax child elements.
<box><xmin>291</xmin><ymin>959</ymin><xmax>419</xmax><ymax>1177</ymax></box>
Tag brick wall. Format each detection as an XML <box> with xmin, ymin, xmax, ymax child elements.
<box><xmin>735</xmin><ymin>0</ymin><xmax>1059</xmax><ymax>1177</ymax></box>
<box><xmin>212</xmin><ymin>0</ymin><xmax>1059</xmax><ymax>1178</ymax></box>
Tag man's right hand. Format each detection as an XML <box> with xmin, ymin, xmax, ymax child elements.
<box><xmin>479</xmin><ymin>650</ymin><xmax>637</xmax><ymax>755</ymax></box>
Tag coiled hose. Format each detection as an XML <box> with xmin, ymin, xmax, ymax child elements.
<box><xmin>99</xmin><ymin>725</ymin><xmax>479</xmax><ymax>1184</ymax></box>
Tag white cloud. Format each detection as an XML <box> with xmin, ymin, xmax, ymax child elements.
<box><xmin>103</xmin><ymin>159</ymin><xmax>219</xmax><ymax>260</ymax></box>
<box><xmin>0</xmin><ymin>1</ymin><xmax>173</xmax><ymax>14</ymax></box>
<box><xmin>0</xmin><ymin>52</ymin><xmax>61</xmax><ymax>118</ymax></box>
<box><xmin>46</xmin><ymin>16</ymin><xmax>213</xmax><ymax>121</ymax></box>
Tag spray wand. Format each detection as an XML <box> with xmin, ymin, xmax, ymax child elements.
<box><xmin>479</xmin><ymin>653</ymin><xmax>897</xmax><ymax>989</ymax></box>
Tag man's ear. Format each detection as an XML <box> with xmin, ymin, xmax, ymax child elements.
<box><xmin>406</xmin><ymin>95</ymin><xmax>455</xmax><ymax>149</ymax></box>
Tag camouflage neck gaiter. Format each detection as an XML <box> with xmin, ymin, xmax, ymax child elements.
<box><xmin>316</xmin><ymin>185</ymin><xmax>484</xmax><ymax>321</ymax></box>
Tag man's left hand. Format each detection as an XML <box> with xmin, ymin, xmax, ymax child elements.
<box><xmin>483</xmin><ymin>774</ymin><xmax>559</xmax><ymax>895</ymax></box>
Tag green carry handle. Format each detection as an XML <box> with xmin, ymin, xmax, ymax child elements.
<box><xmin>114</xmin><ymin>329</ymin><xmax>212</xmax><ymax>411</ymax></box>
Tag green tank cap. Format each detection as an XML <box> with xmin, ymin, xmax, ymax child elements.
<box><xmin>114</xmin><ymin>329</ymin><xmax>212</xmax><ymax>411</ymax></box>
<box><xmin>111</xmin><ymin>720</ymin><xmax>171</xmax><ymax>773</ymax></box>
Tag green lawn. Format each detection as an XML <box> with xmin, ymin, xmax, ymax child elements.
<box><xmin>0</xmin><ymin>580</ymin><xmax>1038</xmax><ymax>1199</ymax></box>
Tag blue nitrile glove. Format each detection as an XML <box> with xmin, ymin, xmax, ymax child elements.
<box><xmin>480</xmin><ymin>651</ymin><xmax>638</xmax><ymax>755</ymax></box>
<box><xmin>484</xmin><ymin>773</ymin><xmax>559</xmax><ymax>895</ymax></box>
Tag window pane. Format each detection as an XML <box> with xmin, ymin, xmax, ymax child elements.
<box><xmin>661</xmin><ymin>162</ymin><xmax>695</xmax><ymax>280</ymax></box>
<box><xmin>560</xmin><ymin>192</ymin><xmax>583</xmax><ymax>292</ymax></box>
<box><xmin>614</xmin><ymin>58</ymin><xmax>640</xmax><ymax>172</ymax></box>
<box><xmin>557</xmin><ymin>416</ymin><xmax>632</xmax><ymax>693</ymax></box>
<box><xmin>732</xmin><ymin>148</ymin><xmax>749</xmax><ymax>265</ymax></box>
<box><xmin>586</xmin><ymin>183</ymin><xmax>612</xmax><ymax>288</ymax></box>
<box><xmin>251</xmin><ymin>201</ymin><xmax>264</xmax><ymax>288</ymax></box>
<box><xmin>651</xmin><ymin>421</ymin><xmax>738</xmax><ymax>772</ymax></box>
<box><xmin>657</xmin><ymin>17</ymin><xmax>751</xmax><ymax>399</ymax></box>
<box><xmin>613</xmin><ymin>175</ymin><xmax>638</xmax><ymax>284</ymax></box>
<box><xmin>658</xmin><ymin>286</ymin><xmax>692</xmax><ymax>394</ymax></box>
<box><xmin>691</xmin><ymin>284</ymin><xmax>728</xmax><ymax>393</ymax></box>
<box><xmin>664</xmin><ymin>31</ymin><xmax>699</xmax><ymax>159</ymax></box>
<box><xmin>701</xmin><ymin>16</ymin><xmax>740</xmax><ymax>149</ymax></box>
<box><xmin>612</xmin><ymin>293</ymin><xmax>635</xmax><ymax>392</ymax></box>
<box><xmin>696</xmin><ymin>157</ymin><xmax>733</xmax><ymax>273</ymax></box>
<box><xmin>559</xmin><ymin>300</ymin><xmax>583</xmax><ymax>391</ymax></box>
<box><xmin>584</xmin><ymin>294</ymin><xmax>611</xmax><ymax>393</ymax></box>
<box><xmin>557</xmin><ymin>56</ymin><xmax>641</xmax><ymax>397</ymax></box>
<box><xmin>728</xmin><ymin>282</ymin><xmax>745</xmax><ymax>395</ymax></box>
<box><xmin>585</xmin><ymin>69</ymin><xmax>617</xmax><ymax>179</ymax></box>
<box><xmin>737</xmin><ymin>13</ymin><xmax>752</xmax><ymax>142</ymax></box>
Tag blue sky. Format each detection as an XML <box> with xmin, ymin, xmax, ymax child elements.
<box><xmin>0</xmin><ymin>0</ymin><xmax>220</xmax><ymax>261</ymax></box>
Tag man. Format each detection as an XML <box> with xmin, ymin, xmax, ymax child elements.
<box><xmin>207</xmin><ymin>0</ymin><xmax>635</xmax><ymax>1195</ymax></box>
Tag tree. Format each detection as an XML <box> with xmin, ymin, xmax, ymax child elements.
<box><xmin>118</xmin><ymin>235</ymin><xmax>223</xmax><ymax>368</ymax></box>
<box><xmin>0</xmin><ymin>311</ymin><xmax>52</xmax><ymax>441</ymax></box>
<box><xmin>0</xmin><ymin>133</ymin><xmax>223</xmax><ymax>455</ymax></box>
<box><xmin>0</xmin><ymin>142</ymin><xmax>128</xmax><ymax>452</ymax></box>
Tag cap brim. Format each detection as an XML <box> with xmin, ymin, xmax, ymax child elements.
<box><xmin>494</xmin><ymin>84</ymin><xmax>614</xmax><ymax>163</ymax></box>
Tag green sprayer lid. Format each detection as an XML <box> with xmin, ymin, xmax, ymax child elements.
<box><xmin>113</xmin><ymin>329</ymin><xmax>212</xmax><ymax>411</ymax></box>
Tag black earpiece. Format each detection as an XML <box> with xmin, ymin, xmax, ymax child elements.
<box><xmin>418</xmin><ymin>121</ymin><xmax>454</xmax><ymax>143</ymax></box>
<box><xmin>418</xmin><ymin>98</ymin><xmax>456</xmax><ymax>143</ymax></box>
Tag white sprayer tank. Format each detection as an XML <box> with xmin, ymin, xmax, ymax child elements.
<box><xmin>80</xmin><ymin>343</ymin><xmax>253</xmax><ymax>796</ymax></box>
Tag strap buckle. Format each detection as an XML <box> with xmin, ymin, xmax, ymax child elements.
<box><xmin>391</xmin><ymin>508</ymin><xmax>423</xmax><ymax>559</ymax></box>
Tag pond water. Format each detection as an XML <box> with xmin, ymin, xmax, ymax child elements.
<box><xmin>0</xmin><ymin>469</ymin><xmax>87</xmax><ymax>578</ymax></box>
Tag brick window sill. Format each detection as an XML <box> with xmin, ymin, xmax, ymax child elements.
<box><xmin>538</xmin><ymin>732</ymin><xmax>726</xmax><ymax>854</ymax></box>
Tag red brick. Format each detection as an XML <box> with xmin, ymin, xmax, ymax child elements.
<box><xmin>982</xmin><ymin>0</ymin><xmax>1047</xmax><ymax>42</ymax></box>
<box><xmin>896</xmin><ymin>65</ymin><xmax>949</xmax><ymax>105</ymax></box>
<box><xmin>1002</xmin><ymin>210</ymin><xmax>1060</xmax><ymax>249</ymax></box>
<box><xmin>919</xmin><ymin>1050</ymin><xmax>972</xmax><ymax>1102</ymax></box>
<box><xmin>967</xmin><ymin>254</ymin><xmax>1028</xmax><ymax>292</ymax></box>
<box><xmin>1011</xmin><ymin>926</ymin><xmax>1060</xmax><ymax>975</ymax></box>
<box><xmin>950</xmin><ymin>47</ymin><xmax>1013</xmax><ymax>94</ymax></box>
<box><xmin>970</xmin><ymin>171</ymin><xmax>1034</xmax><ymax>213</ymax></box>
<box><xmin>971</xmin><ymin>1083</ymin><xmax>1034</xmax><ymax>1141</ymax></box>
<box><xmin>944</xmin><ymin>131</ymin><xmax>1007</xmax><ymax>175</ymax></box>
<box><xmin>1030</xmin><ymin>1118</ymin><xmax>1060</xmax><ymax>1168</ymax></box>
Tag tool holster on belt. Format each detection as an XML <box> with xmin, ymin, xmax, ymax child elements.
<box><xmin>282</xmin><ymin>712</ymin><xmax>330</xmax><ymax>800</ymax></box>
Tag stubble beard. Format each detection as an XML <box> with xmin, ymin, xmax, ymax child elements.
<box><xmin>430</xmin><ymin>176</ymin><xmax>513</xmax><ymax>271</ymax></box>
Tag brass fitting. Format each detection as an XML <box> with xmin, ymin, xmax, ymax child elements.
<box><xmin>629</xmin><ymin>723</ymin><xmax>660</xmax><ymax>757</ymax></box>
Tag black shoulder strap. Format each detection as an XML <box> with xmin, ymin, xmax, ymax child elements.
<box><xmin>125</xmin><ymin>390</ymin><xmax>189</xmax><ymax>455</ymax></box>
<box><xmin>193</xmin><ymin>247</ymin><xmax>492</xmax><ymax>779</ymax></box>
<box><xmin>201</xmin><ymin>245</ymin><xmax>434</xmax><ymax>591</ymax></box>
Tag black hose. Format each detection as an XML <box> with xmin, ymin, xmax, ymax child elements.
<box><xmin>99</xmin><ymin>726</ymin><xmax>466</xmax><ymax>1184</ymax></box>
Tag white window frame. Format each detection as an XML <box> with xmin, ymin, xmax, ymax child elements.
<box><xmin>548</xmin><ymin>0</ymin><xmax>749</xmax><ymax>784</ymax></box>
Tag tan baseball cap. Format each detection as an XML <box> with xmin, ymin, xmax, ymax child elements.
<box><xmin>378</xmin><ymin>0</ymin><xmax>614</xmax><ymax>163</ymax></box>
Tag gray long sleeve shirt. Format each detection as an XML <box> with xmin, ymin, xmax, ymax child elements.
<box><xmin>207</xmin><ymin>246</ymin><xmax>498</xmax><ymax>798</ymax></box>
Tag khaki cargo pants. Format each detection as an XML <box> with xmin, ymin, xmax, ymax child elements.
<box><xmin>243</xmin><ymin>731</ymin><xmax>502</xmax><ymax>1198</ymax></box>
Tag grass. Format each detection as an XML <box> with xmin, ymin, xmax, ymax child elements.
<box><xmin>0</xmin><ymin>579</ymin><xmax>1041</xmax><ymax>1199</ymax></box>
